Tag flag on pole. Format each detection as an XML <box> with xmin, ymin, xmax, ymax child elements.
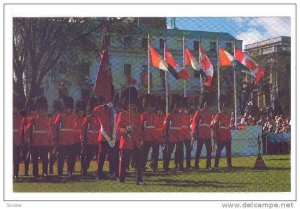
<box><xmin>94</xmin><ymin>33</ymin><xmax>114</xmax><ymax>102</ymax></box>
<box><xmin>199</xmin><ymin>45</ymin><xmax>214</xmax><ymax>87</ymax></box>
<box><xmin>235</xmin><ymin>48</ymin><xmax>265</xmax><ymax>83</ymax></box>
<box><xmin>184</xmin><ymin>48</ymin><xmax>200</xmax><ymax>70</ymax></box>
<box><xmin>219</xmin><ymin>48</ymin><xmax>234</xmax><ymax>67</ymax></box>
<box><xmin>166</xmin><ymin>48</ymin><xmax>191</xmax><ymax>80</ymax></box>
<box><xmin>149</xmin><ymin>45</ymin><xmax>168</xmax><ymax>71</ymax></box>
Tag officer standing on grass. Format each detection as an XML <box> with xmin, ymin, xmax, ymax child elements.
<box><xmin>25</xmin><ymin>96</ymin><xmax>50</xmax><ymax>178</ymax></box>
<box><xmin>210</xmin><ymin>103</ymin><xmax>233</xmax><ymax>170</ymax></box>
<box><xmin>116</xmin><ymin>86</ymin><xmax>144</xmax><ymax>185</ymax></box>
<box><xmin>191</xmin><ymin>101</ymin><xmax>213</xmax><ymax>170</ymax></box>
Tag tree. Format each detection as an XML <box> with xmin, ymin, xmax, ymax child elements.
<box><xmin>13</xmin><ymin>17</ymin><xmax>167</xmax><ymax>103</ymax></box>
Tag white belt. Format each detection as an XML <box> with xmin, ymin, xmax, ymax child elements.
<box><xmin>33</xmin><ymin>130</ymin><xmax>48</xmax><ymax>133</ymax></box>
<box><xmin>220</xmin><ymin>126</ymin><xmax>229</xmax><ymax>129</ymax></box>
<box><xmin>13</xmin><ymin>129</ymin><xmax>18</xmax><ymax>133</ymax></box>
<box><xmin>170</xmin><ymin>127</ymin><xmax>180</xmax><ymax>130</ymax></box>
<box><xmin>60</xmin><ymin>128</ymin><xmax>73</xmax><ymax>131</ymax></box>
<box><xmin>145</xmin><ymin>126</ymin><xmax>155</xmax><ymax>129</ymax></box>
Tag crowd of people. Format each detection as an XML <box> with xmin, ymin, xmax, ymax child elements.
<box><xmin>13</xmin><ymin>86</ymin><xmax>290</xmax><ymax>185</ymax></box>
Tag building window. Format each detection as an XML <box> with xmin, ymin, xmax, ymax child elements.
<box><xmin>142</xmin><ymin>38</ymin><xmax>148</xmax><ymax>49</ymax></box>
<box><xmin>159</xmin><ymin>38</ymin><xmax>165</xmax><ymax>49</ymax></box>
<box><xmin>124</xmin><ymin>64</ymin><xmax>131</xmax><ymax>76</ymax></box>
<box><xmin>209</xmin><ymin>41</ymin><xmax>216</xmax><ymax>52</ymax></box>
<box><xmin>226</xmin><ymin>43</ymin><xmax>233</xmax><ymax>54</ymax></box>
<box><xmin>193</xmin><ymin>41</ymin><xmax>199</xmax><ymax>50</ymax></box>
<box><xmin>194</xmin><ymin>70</ymin><xmax>200</xmax><ymax>78</ymax></box>
<box><xmin>124</xmin><ymin>36</ymin><xmax>132</xmax><ymax>47</ymax></box>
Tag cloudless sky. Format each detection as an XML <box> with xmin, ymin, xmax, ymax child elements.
<box><xmin>167</xmin><ymin>17</ymin><xmax>291</xmax><ymax>48</ymax></box>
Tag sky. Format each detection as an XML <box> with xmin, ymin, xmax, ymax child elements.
<box><xmin>167</xmin><ymin>17</ymin><xmax>291</xmax><ymax>48</ymax></box>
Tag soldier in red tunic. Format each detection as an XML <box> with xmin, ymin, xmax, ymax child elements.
<box><xmin>152</xmin><ymin>99</ymin><xmax>166</xmax><ymax>171</ymax></box>
<box><xmin>117</xmin><ymin>86</ymin><xmax>144</xmax><ymax>184</ymax></box>
<box><xmin>210</xmin><ymin>103</ymin><xmax>233</xmax><ymax>170</ymax></box>
<box><xmin>23</xmin><ymin>98</ymin><xmax>37</xmax><ymax>176</ymax></box>
<box><xmin>52</xmin><ymin>96</ymin><xmax>77</xmax><ymax>177</ymax></box>
<box><xmin>180</xmin><ymin>98</ymin><xmax>192</xmax><ymax>170</ymax></box>
<box><xmin>71</xmin><ymin>101</ymin><xmax>86</xmax><ymax>173</ymax></box>
<box><xmin>141</xmin><ymin>94</ymin><xmax>159</xmax><ymax>172</ymax></box>
<box><xmin>93</xmin><ymin>96</ymin><xmax>117</xmax><ymax>180</ymax></box>
<box><xmin>13</xmin><ymin>96</ymin><xmax>25</xmax><ymax>179</ymax></box>
<box><xmin>25</xmin><ymin>96</ymin><xmax>51</xmax><ymax>177</ymax></box>
<box><xmin>191</xmin><ymin>101</ymin><xmax>213</xmax><ymax>170</ymax></box>
<box><xmin>49</xmin><ymin>99</ymin><xmax>63</xmax><ymax>174</ymax></box>
<box><xmin>163</xmin><ymin>95</ymin><xmax>184</xmax><ymax>172</ymax></box>
<box><xmin>80</xmin><ymin>96</ymin><xmax>100</xmax><ymax>176</ymax></box>
<box><xmin>109</xmin><ymin>94</ymin><xmax>123</xmax><ymax>178</ymax></box>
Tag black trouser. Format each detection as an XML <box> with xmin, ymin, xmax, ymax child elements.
<box><xmin>119</xmin><ymin>148</ymin><xmax>143</xmax><ymax>183</ymax></box>
<box><xmin>97</xmin><ymin>141</ymin><xmax>110</xmax><ymax>177</ymax></box>
<box><xmin>183</xmin><ymin>139</ymin><xmax>192</xmax><ymax>168</ymax></box>
<box><xmin>82</xmin><ymin>144</ymin><xmax>99</xmax><ymax>174</ymax></box>
<box><xmin>13</xmin><ymin>145</ymin><xmax>21</xmax><ymax>177</ymax></box>
<box><xmin>141</xmin><ymin>141</ymin><xmax>152</xmax><ymax>170</ymax></box>
<box><xmin>214</xmin><ymin>140</ymin><xmax>232</xmax><ymax>168</ymax></box>
<box><xmin>57</xmin><ymin>144</ymin><xmax>73</xmax><ymax>175</ymax></box>
<box><xmin>109</xmin><ymin>141</ymin><xmax>120</xmax><ymax>177</ymax></box>
<box><xmin>195</xmin><ymin>138</ymin><xmax>212</xmax><ymax>169</ymax></box>
<box><xmin>70</xmin><ymin>143</ymin><xmax>81</xmax><ymax>172</ymax></box>
<box><xmin>163</xmin><ymin>141</ymin><xmax>183</xmax><ymax>170</ymax></box>
<box><xmin>150</xmin><ymin>142</ymin><xmax>160</xmax><ymax>170</ymax></box>
<box><xmin>31</xmin><ymin>146</ymin><xmax>49</xmax><ymax>176</ymax></box>
<box><xmin>49</xmin><ymin>142</ymin><xmax>58</xmax><ymax>172</ymax></box>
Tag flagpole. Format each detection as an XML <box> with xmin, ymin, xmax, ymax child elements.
<box><xmin>199</xmin><ymin>37</ymin><xmax>203</xmax><ymax>94</ymax></box>
<box><xmin>147</xmin><ymin>34</ymin><xmax>150</xmax><ymax>94</ymax></box>
<box><xmin>183</xmin><ymin>36</ymin><xmax>186</xmax><ymax>97</ymax></box>
<box><xmin>233</xmin><ymin>40</ymin><xmax>237</xmax><ymax>127</ymax></box>
<box><xmin>217</xmin><ymin>37</ymin><xmax>220</xmax><ymax>113</ymax></box>
<box><xmin>164</xmin><ymin>37</ymin><xmax>169</xmax><ymax>114</ymax></box>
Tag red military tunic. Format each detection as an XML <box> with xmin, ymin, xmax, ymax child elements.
<box><xmin>191</xmin><ymin>110</ymin><xmax>212</xmax><ymax>139</ymax></box>
<box><xmin>210</xmin><ymin>112</ymin><xmax>232</xmax><ymax>142</ymax></box>
<box><xmin>140</xmin><ymin>112</ymin><xmax>156</xmax><ymax>142</ymax></box>
<box><xmin>117</xmin><ymin>111</ymin><xmax>142</xmax><ymax>150</ymax></box>
<box><xmin>54</xmin><ymin>113</ymin><xmax>77</xmax><ymax>145</ymax></box>
<box><xmin>26</xmin><ymin>114</ymin><xmax>51</xmax><ymax>146</ymax></box>
<box><xmin>13</xmin><ymin>114</ymin><xmax>25</xmax><ymax>145</ymax></box>
<box><xmin>74</xmin><ymin>115</ymin><xmax>85</xmax><ymax>144</ymax></box>
<box><xmin>153</xmin><ymin>113</ymin><xmax>165</xmax><ymax>144</ymax></box>
<box><xmin>93</xmin><ymin>105</ymin><xmax>116</xmax><ymax>144</ymax></box>
<box><xmin>163</xmin><ymin>113</ymin><xmax>182</xmax><ymax>143</ymax></box>
<box><xmin>180</xmin><ymin>112</ymin><xmax>191</xmax><ymax>141</ymax></box>
<box><xmin>81</xmin><ymin>115</ymin><xmax>100</xmax><ymax>145</ymax></box>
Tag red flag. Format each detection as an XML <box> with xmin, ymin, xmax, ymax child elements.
<box><xmin>219</xmin><ymin>48</ymin><xmax>234</xmax><ymax>67</ymax></box>
<box><xmin>166</xmin><ymin>48</ymin><xmax>191</xmax><ymax>80</ymax></box>
<box><xmin>94</xmin><ymin>34</ymin><xmax>114</xmax><ymax>102</ymax></box>
<box><xmin>199</xmin><ymin>45</ymin><xmax>214</xmax><ymax>87</ymax></box>
<box><xmin>235</xmin><ymin>48</ymin><xmax>265</xmax><ymax>83</ymax></box>
<box><xmin>149</xmin><ymin>45</ymin><xmax>168</xmax><ymax>71</ymax></box>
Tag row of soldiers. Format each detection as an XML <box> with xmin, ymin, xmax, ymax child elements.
<box><xmin>13</xmin><ymin>86</ymin><xmax>233</xmax><ymax>185</ymax></box>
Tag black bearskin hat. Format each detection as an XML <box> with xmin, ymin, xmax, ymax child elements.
<box><xmin>88</xmin><ymin>96</ymin><xmax>99</xmax><ymax>113</ymax></box>
<box><xmin>169</xmin><ymin>94</ymin><xmax>181</xmax><ymax>111</ymax></box>
<box><xmin>63</xmin><ymin>96</ymin><xmax>74</xmax><ymax>110</ymax></box>
<box><xmin>13</xmin><ymin>95</ymin><xmax>24</xmax><ymax>110</ymax></box>
<box><xmin>52</xmin><ymin>99</ymin><xmax>62</xmax><ymax>113</ymax></box>
<box><xmin>75</xmin><ymin>100</ymin><xmax>86</xmax><ymax>114</ymax></box>
<box><xmin>25</xmin><ymin>98</ymin><xmax>36</xmax><ymax>112</ymax></box>
<box><xmin>120</xmin><ymin>86</ymin><xmax>138</xmax><ymax>108</ymax></box>
<box><xmin>35</xmin><ymin>96</ymin><xmax>48</xmax><ymax>111</ymax></box>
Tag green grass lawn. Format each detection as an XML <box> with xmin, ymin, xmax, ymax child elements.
<box><xmin>13</xmin><ymin>154</ymin><xmax>290</xmax><ymax>192</ymax></box>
